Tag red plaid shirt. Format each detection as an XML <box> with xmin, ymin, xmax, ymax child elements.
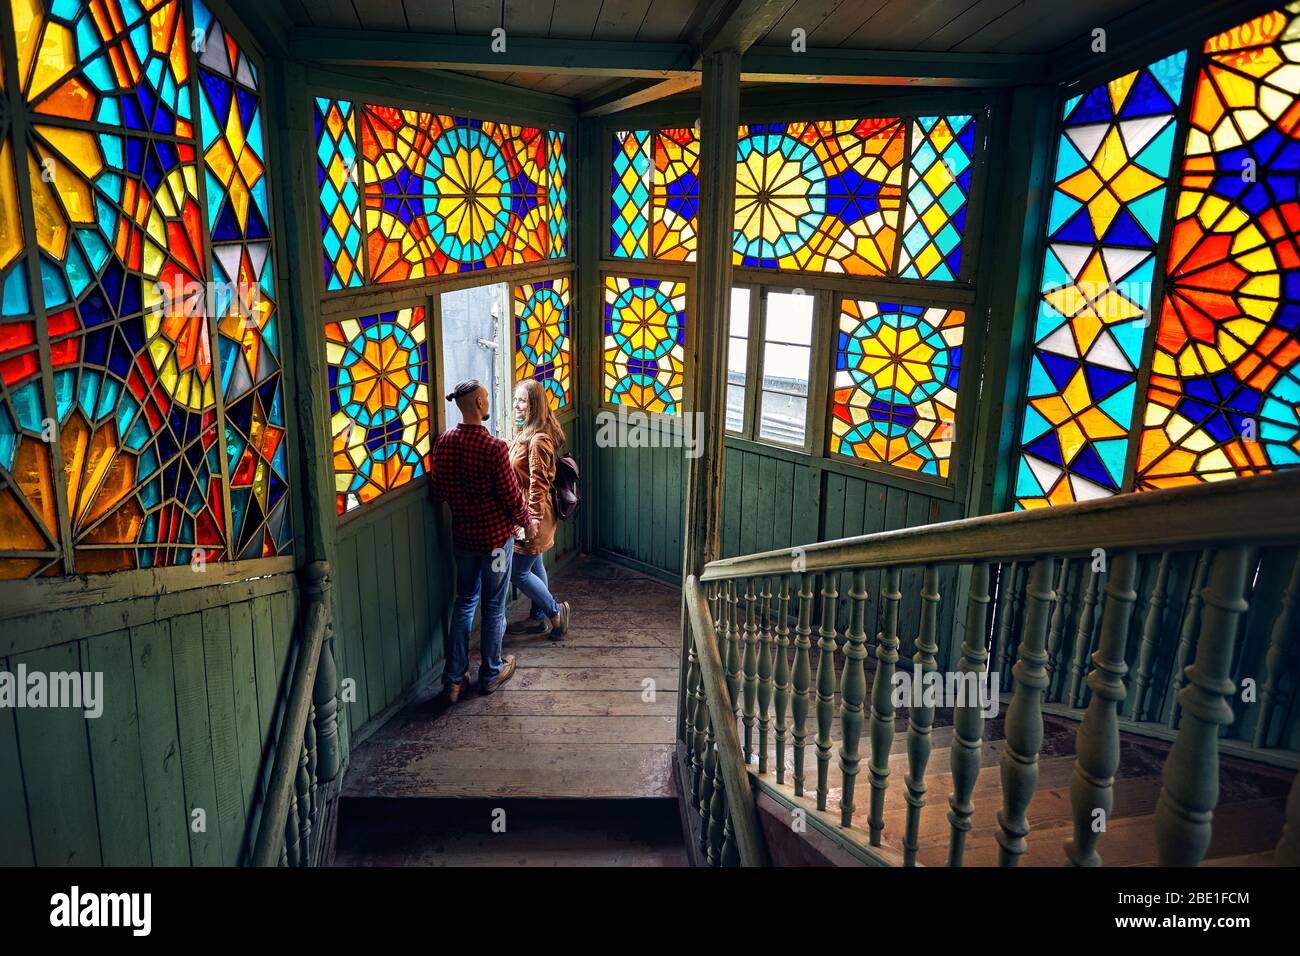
<box><xmin>430</xmin><ymin>423</ymin><xmax>528</xmax><ymax>554</ymax></box>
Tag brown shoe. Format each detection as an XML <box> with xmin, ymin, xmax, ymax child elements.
<box><xmin>506</xmin><ymin>617</ymin><xmax>549</xmax><ymax>636</ymax></box>
<box><xmin>549</xmin><ymin>601</ymin><xmax>571</xmax><ymax>640</ymax></box>
<box><xmin>479</xmin><ymin>655</ymin><xmax>516</xmax><ymax>695</ymax></box>
<box><xmin>439</xmin><ymin>678</ymin><xmax>471</xmax><ymax>704</ymax></box>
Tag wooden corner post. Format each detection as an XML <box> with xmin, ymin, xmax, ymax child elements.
<box><xmin>677</xmin><ymin>50</ymin><xmax>742</xmax><ymax>743</ymax></box>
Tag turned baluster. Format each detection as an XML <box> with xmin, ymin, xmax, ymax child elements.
<box><xmin>994</xmin><ymin>563</ymin><xmax>1023</xmax><ymax>692</ymax></box>
<box><xmin>698</xmin><ymin>714</ymin><xmax>716</xmax><ymax>856</ymax></box>
<box><xmin>791</xmin><ymin>573</ymin><xmax>814</xmax><ymax>796</ymax></box>
<box><xmin>838</xmin><ymin>569</ymin><xmax>870</xmax><ymax>827</ymax></box>
<box><xmin>757</xmin><ymin>576</ymin><xmax>774</xmax><ymax>773</ymax></box>
<box><xmin>1169</xmin><ymin>549</ymin><xmax>1212</xmax><ymax>729</ymax></box>
<box><xmin>1066</xmin><ymin>551</ymin><xmax>1138</xmax><ymax>866</ymax></box>
<box><xmin>1156</xmin><ymin>545</ymin><xmax>1251</xmax><ymax>866</ymax></box>
<box><xmin>868</xmin><ymin>567</ymin><xmax>902</xmax><ymax>846</ymax></box>
<box><xmin>1045</xmin><ymin>559</ymin><xmax>1075</xmax><ymax>701</ymax></box>
<box><xmin>721</xmin><ymin>809</ymin><xmax>740</xmax><ymax>868</ymax></box>
<box><xmin>997</xmin><ymin>556</ymin><xmax>1056</xmax><ymax>866</ymax></box>
<box><xmin>1275</xmin><ymin>770</ymin><xmax>1300</xmax><ymax>866</ymax></box>
<box><xmin>283</xmin><ymin>776</ymin><xmax>301</xmax><ymax>867</ymax></box>
<box><xmin>904</xmin><ymin>565</ymin><xmax>941</xmax><ymax>866</ymax></box>
<box><xmin>948</xmin><ymin>563</ymin><xmax>991</xmax><ymax>866</ymax></box>
<box><xmin>305</xmin><ymin>704</ymin><xmax>319</xmax><ymax>826</ymax></box>
<box><xmin>742</xmin><ymin>577</ymin><xmax>759</xmax><ymax>762</ymax></box>
<box><xmin>725</xmin><ymin>580</ymin><xmax>742</xmax><ymax>718</ymax></box>
<box><xmin>296</xmin><ymin>741</ymin><xmax>313</xmax><ymax>860</ymax></box>
<box><xmin>1131</xmin><ymin>553</ymin><xmax>1172</xmax><ymax>722</ymax></box>
<box><xmin>687</xmin><ymin>641</ymin><xmax>704</xmax><ymax>805</ymax></box>
<box><xmin>708</xmin><ymin>736</ymin><xmax>727</xmax><ymax>866</ymax></box>
<box><xmin>774</xmin><ymin>577</ymin><xmax>793</xmax><ymax>785</ymax></box>
<box><xmin>1067</xmin><ymin>569</ymin><xmax>1101</xmax><ymax>707</ymax></box>
<box><xmin>815</xmin><ymin>571</ymin><xmax>839</xmax><ymax>811</ymax></box>
<box><xmin>1256</xmin><ymin>550</ymin><xmax>1300</xmax><ymax>748</ymax></box>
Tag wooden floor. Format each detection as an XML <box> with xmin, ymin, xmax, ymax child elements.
<box><xmin>343</xmin><ymin>556</ymin><xmax>680</xmax><ymax>800</ymax></box>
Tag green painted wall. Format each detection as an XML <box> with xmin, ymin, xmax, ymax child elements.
<box><xmin>0</xmin><ymin>576</ymin><xmax>300</xmax><ymax>866</ymax></box>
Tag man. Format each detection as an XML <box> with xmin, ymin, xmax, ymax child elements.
<box><xmin>430</xmin><ymin>380</ymin><xmax>534</xmax><ymax>702</ymax></box>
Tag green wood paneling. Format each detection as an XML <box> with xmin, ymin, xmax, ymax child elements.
<box><xmin>202</xmin><ymin>606</ymin><xmax>246</xmax><ymax>866</ymax></box>
<box><xmin>129</xmin><ymin>620</ymin><xmax>192</xmax><ymax>866</ymax></box>
<box><xmin>171</xmin><ymin>611</ymin><xmax>222</xmax><ymax>866</ymax></box>
<box><xmin>227</xmin><ymin>601</ymin><xmax>263</xmax><ymax>854</ymax></box>
<box><xmin>83</xmin><ymin>630</ymin><xmax>151</xmax><ymax>866</ymax></box>
<box><xmin>0</xmin><ymin>665</ymin><xmax>34</xmax><ymax>866</ymax></box>
<box><xmin>14</xmin><ymin>641</ymin><xmax>102</xmax><ymax>865</ymax></box>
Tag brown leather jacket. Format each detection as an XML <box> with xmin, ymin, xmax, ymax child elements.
<box><xmin>509</xmin><ymin>430</ymin><xmax>557</xmax><ymax>555</ymax></box>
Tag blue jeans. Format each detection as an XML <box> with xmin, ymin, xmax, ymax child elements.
<box><xmin>511</xmin><ymin>552</ymin><xmax>560</xmax><ymax>620</ymax></box>
<box><xmin>446</xmin><ymin>548</ymin><xmax>512</xmax><ymax>686</ymax></box>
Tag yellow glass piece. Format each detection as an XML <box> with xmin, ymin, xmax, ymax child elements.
<box><xmin>0</xmin><ymin>141</ymin><xmax>24</xmax><ymax>272</ymax></box>
<box><xmin>26</xmin><ymin>150</ymin><xmax>68</xmax><ymax>259</ymax></box>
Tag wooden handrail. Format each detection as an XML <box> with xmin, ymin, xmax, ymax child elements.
<box><xmin>685</xmin><ymin>575</ymin><xmax>768</xmax><ymax>866</ymax></box>
<box><xmin>251</xmin><ymin>593</ymin><xmax>329</xmax><ymax>866</ymax></box>
<box><xmin>701</xmin><ymin>471</ymin><xmax>1300</xmax><ymax>581</ymax></box>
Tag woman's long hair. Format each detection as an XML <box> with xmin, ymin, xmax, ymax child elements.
<box><xmin>514</xmin><ymin>379</ymin><xmax>566</xmax><ymax>452</ymax></box>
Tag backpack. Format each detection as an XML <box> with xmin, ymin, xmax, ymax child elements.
<box><xmin>551</xmin><ymin>454</ymin><xmax>580</xmax><ymax>520</ymax></box>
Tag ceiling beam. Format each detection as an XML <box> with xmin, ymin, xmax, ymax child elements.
<box><xmin>701</xmin><ymin>0</ymin><xmax>798</xmax><ymax>54</ymax></box>
<box><xmin>580</xmin><ymin>76</ymin><xmax>702</xmax><ymax>118</ymax></box>
<box><xmin>289</xmin><ymin>29</ymin><xmax>696</xmax><ymax>78</ymax></box>
<box><xmin>741</xmin><ymin>49</ymin><xmax>1047</xmax><ymax>87</ymax></box>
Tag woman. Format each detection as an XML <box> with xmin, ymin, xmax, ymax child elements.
<box><xmin>506</xmin><ymin>379</ymin><xmax>571</xmax><ymax>639</ymax></box>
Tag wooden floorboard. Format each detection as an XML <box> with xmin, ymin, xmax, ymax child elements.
<box><xmin>343</xmin><ymin>556</ymin><xmax>680</xmax><ymax>799</ymax></box>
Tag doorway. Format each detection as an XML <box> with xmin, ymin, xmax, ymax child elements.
<box><xmin>440</xmin><ymin>282</ymin><xmax>512</xmax><ymax>436</ymax></box>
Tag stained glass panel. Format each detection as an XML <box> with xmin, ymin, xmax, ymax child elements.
<box><xmin>734</xmin><ymin>119</ymin><xmax>907</xmax><ymax>275</ymax></box>
<box><xmin>1136</xmin><ymin>5</ymin><xmax>1300</xmax><ymax>489</ymax></box>
<box><xmin>359</xmin><ymin>106</ymin><xmax>562</xmax><ymax>283</ymax></box>
<box><xmin>0</xmin><ymin>0</ymin><xmax>292</xmax><ymax>576</ymax></box>
<box><xmin>514</xmin><ymin>276</ymin><xmax>571</xmax><ymax>410</ymax></box>
<box><xmin>316</xmin><ymin>97</ymin><xmax>364</xmax><ymax>290</ymax></box>
<box><xmin>603</xmin><ymin>275</ymin><xmax>686</xmax><ymax>415</ymax></box>
<box><xmin>547</xmin><ymin>129</ymin><xmax>567</xmax><ymax>258</ymax></box>
<box><xmin>194</xmin><ymin>0</ymin><xmax>291</xmax><ymax>558</ymax></box>
<box><xmin>1015</xmin><ymin>52</ymin><xmax>1187</xmax><ymax>508</ymax></box>
<box><xmin>898</xmin><ymin>115</ymin><xmax>976</xmax><ymax>281</ymax></box>
<box><xmin>326</xmin><ymin>306</ymin><xmax>431</xmax><ymax>514</ymax></box>
<box><xmin>610</xmin><ymin>128</ymin><xmax>699</xmax><ymax>261</ymax></box>
<box><xmin>831</xmin><ymin>299</ymin><xmax>965</xmax><ymax>478</ymax></box>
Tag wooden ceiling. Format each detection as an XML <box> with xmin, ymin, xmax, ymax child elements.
<box><xmin>282</xmin><ymin>0</ymin><xmax>1230</xmax><ymax>101</ymax></box>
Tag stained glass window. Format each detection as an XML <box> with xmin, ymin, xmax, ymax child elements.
<box><xmin>610</xmin><ymin>128</ymin><xmax>699</xmax><ymax>261</ymax></box>
<box><xmin>358</xmin><ymin>106</ymin><xmax>566</xmax><ymax>284</ymax></box>
<box><xmin>326</xmin><ymin>306</ymin><xmax>431</xmax><ymax>515</ymax></box>
<box><xmin>1014</xmin><ymin>52</ymin><xmax>1187</xmax><ymax>508</ymax></box>
<box><xmin>1136</xmin><ymin>5</ymin><xmax>1300</xmax><ymax>489</ymax></box>
<box><xmin>609</xmin><ymin>117</ymin><xmax>976</xmax><ymax>279</ymax></box>
<box><xmin>514</xmin><ymin>276</ymin><xmax>571</xmax><ymax>410</ymax></box>
<box><xmin>898</xmin><ymin>115</ymin><xmax>976</xmax><ymax>281</ymax></box>
<box><xmin>734</xmin><ymin>119</ymin><xmax>907</xmax><ymax>275</ymax></box>
<box><xmin>0</xmin><ymin>0</ymin><xmax>292</xmax><ymax>577</ymax></box>
<box><xmin>316</xmin><ymin>97</ymin><xmax>364</xmax><ymax>290</ymax></box>
<box><xmin>831</xmin><ymin>299</ymin><xmax>965</xmax><ymax>478</ymax></box>
<box><xmin>603</xmin><ymin>275</ymin><xmax>686</xmax><ymax>415</ymax></box>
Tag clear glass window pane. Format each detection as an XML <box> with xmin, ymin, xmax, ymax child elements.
<box><xmin>726</xmin><ymin>384</ymin><xmax>746</xmax><ymax>433</ymax></box>
<box><xmin>764</xmin><ymin>291</ymin><xmax>814</xmax><ymax>344</ymax></box>
<box><xmin>730</xmin><ymin>287</ymin><xmax>751</xmax><ymax>337</ymax></box>
<box><xmin>760</xmin><ymin>392</ymin><xmax>807</xmax><ymax>445</ymax></box>
<box><xmin>728</xmin><ymin>336</ymin><xmax>748</xmax><ymax>375</ymax></box>
<box><xmin>762</xmin><ymin>342</ymin><xmax>810</xmax><ymax>395</ymax></box>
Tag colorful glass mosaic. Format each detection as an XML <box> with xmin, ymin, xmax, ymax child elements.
<box><xmin>316</xmin><ymin>97</ymin><xmax>364</xmax><ymax>290</ymax></box>
<box><xmin>603</xmin><ymin>276</ymin><xmax>686</xmax><ymax>414</ymax></box>
<box><xmin>831</xmin><ymin>299</ymin><xmax>965</xmax><ymax>478</ymax></box>
<box><xmin>733</xmin><ymin>119</ymin><xmax>907</xmax><ymax>274</ymax></box>
<box><xmin>514</xmin><ymin>277</ymin><xmax>571</xmax><ymax>410</ymax></box>
<box><xmin>1015</xmin><ymin>52</ymin><xmax>1188</xmax><ymax>508</ymax></box>
<box><xmin>194</xmin><ymin>0</ymin><xmax>291</xmax><ymax>559</ymax></box>
<box><xmin>898</xmin><ymin>115</ymin><xmax>975</xmax><ymax>281</ymax></box>
<box><xmin>0</xmin><ymin>0</ymin><xmax>292</xmax><ymax>577</ymax></box>
<box><xmin>610</xmin><ymin>128</ymin><xmax>699</xmax><ymax>261</ymax></box>
<box><xmin>611</xmin><ymin>117</ymin><xmax>977</xmax><ymax>278</ymax></box>
<box><xmin>547</xmin><ymin>129</ymin><xmax>568</xmax><ymax>258</ymax></box>
<box><xmin>1136</xmin><ymin>5</ymin><xmax>1300</xmax><ymax>489</ymax></box>
<box><xmin>359</xmin><ymin>106</ymin><xmax>565</xmax><ymax>283</ymax></box>
<box><xmin>326</xmin><ymin>306</ymin><xmax>431</xmax><ymax>514</ymax></box>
